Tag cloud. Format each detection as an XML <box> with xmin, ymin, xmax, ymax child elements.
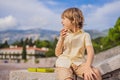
<box><xmin>0</xmin><ymin>15</ymin><xmax>17</xmax><ymax>31</ymax></box>
<box><xmin>0</xmin><ymin>0</ymin><xmax>119</xmax><ymax>31</ymax></box>
<box><xmin>0</xmin><ymin>0</ymin><xmax>61</xmax><ymax>31</ymax></box>
<box><xmin>81</xmin><ymin>0</ymin><xmax>120</xmax><ymax>30</ymax></box>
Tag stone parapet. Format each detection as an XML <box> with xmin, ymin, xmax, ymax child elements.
<box><xmin>93</xmin><ymin>46</ymin><xmax>120</xmax><ymax>64</ymax></box>
<box><xmin>9</xmin><ymin>70</ymin><xmax>56</xmax><ymax>80</ymax></box>
<box><xmin>96</xmin><ymin>54</ymin><xmax>120</xmax><ymax>75</ymax></box>
<box><xmin>9</xmin><ymin>54</ymin><xmax>120</xmax><ymax>80</ymax></box>
<box><xmin>9</xmin><ymin>46</ymin><xmax>120</xmax><ymax>80</ymax></box>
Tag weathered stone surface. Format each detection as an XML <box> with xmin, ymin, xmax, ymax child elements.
<box><xmin>9</xmin><ymin>70</ymin><xmax>84</xmax><ymax>80</ymax></box>
<box><xmin>102</xmin><ymin>68</ymin><xmax>120</xmax><ymax>80</ymax></box>
<box><xmin>96</xmin><ymin>54</ymin><xmax>120</xmax><ymax>75</ymax></box>
<box><xmin>93</xmin><ymin>46</ymin><xmax>120</xmax><ymax>65</ymax></box>
<box><xmin>9</xmin><ymin>70</ymin><xmax>56</xmax><ymax>80</ymax></box>
<box><xmin>0</xmin><ymin>70</ymin><xmax>9</xmax><ymax>80</ymax></box>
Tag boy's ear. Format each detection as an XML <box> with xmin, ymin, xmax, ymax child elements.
<box><xmin>72</xmin><ymin>19</ymin><xmax>77</xmax><ymax>26</ymax></box>
<box><xmin>71</xmin><ymin>18</ymin><xmax>75</xmax><ymax>24</ymax></box>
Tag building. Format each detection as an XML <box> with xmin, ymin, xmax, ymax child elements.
<box><xmin>0</xmin><ymin>45</ymin><xmax>48</xmax><ymax>61</ymax></box>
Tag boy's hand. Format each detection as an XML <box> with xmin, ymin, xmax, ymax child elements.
<box><xmin>82</xmin><ymin>63</ymin><xmax>97</xmax><ymax>80</ymax></box>
<box><xmin>60</xmin><ymin>29</ymin><xmax>68</xmax><ymax>39</ymax></box>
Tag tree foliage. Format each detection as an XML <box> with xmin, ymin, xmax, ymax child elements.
<box><xmin>22</xmin><ymin>42</ymin><xmax>27</xmax><ymax>60</ymax></box>
<box><xmin>0</xmin><ymin>40</ymin><xmax>9</xmax><ymax>48</ymax></box>
<box><xmin>93</xmin><ymin>17</ymin><xmax>120</xmax><ymax>53</ymax></box>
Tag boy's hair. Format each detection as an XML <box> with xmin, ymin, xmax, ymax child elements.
<box><xmin>61</xmin><ymin>7</ymin><xmax>84</xmax><ymax>29</ymax></box>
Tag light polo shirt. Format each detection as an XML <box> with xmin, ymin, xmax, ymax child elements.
<box><xmin>55</xmin><ymin>29</ymin><xmax>93</xmax><ymax>68</ymax></box>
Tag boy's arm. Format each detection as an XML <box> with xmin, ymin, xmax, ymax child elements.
<box><xmin>84</xmin><ymin>33</ymin><xmax>94</xmax><ymax>66</ymax></box>
<box><xmin>83</xmin><ymin>33</ymin><xmax>98</xmax><ymax>79</ymax></box>
<box><xmin>82</xmin><ymin>45</ymin><xmax>97</xmax><ymax>80</ymax></box>
<box><xmin>85</xmin><ymin>45</ymin><xmax>94</xmax><ymax>67</ymax></box>
<box><xmin>55</xmin><ymin>37</ymin><xmax>64</xmax><ymax>56</ymax></box>
<box><xmin>55</xmin><ymin>29</ymin><xmax>68</xmax><ymax>57</ymax></box>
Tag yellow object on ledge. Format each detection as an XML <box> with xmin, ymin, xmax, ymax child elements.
<box><xmin>28</xmin><ymin>68</ymin><xmax>37</xmax><ymax>72</ymax></box>
<box><xmin>27</xmin><ymin>68</ymin><xmax>54</xmax><ymax>73</ymax></box>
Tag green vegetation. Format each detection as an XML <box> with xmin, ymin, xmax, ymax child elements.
<box><xmin>0</xmin><ymin>37</ymin><xmax>58</xmax><ymax>57</ymax></box>
<box><xmin>22</xmin><ymin>42</ymin><xmax>27</xmax><ymax>60</ymax></box>
<box><xmin>0</xmin><ymin>40</ymin><xmax>9</xmax><ymax>48</ymax></box>
<box><xmin>92</xmin><ymin>17</ymin><xmax>120</xmax><ymax>53</ymax></box>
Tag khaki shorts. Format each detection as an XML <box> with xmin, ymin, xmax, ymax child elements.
<box><xmin>56</xmin><ymin>63</ymin><xmax>85</xmax><ymax>80</ymax></box>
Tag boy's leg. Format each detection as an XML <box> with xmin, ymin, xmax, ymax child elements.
<box><xmin>71</xmin><ymin>63</ymin><xmax>84</xmax><ymax>79</ymax></box>
<box><xmin>56</xmin><ymin>67</ymin><xmax>74</xmax><ymax>80</ymax></box>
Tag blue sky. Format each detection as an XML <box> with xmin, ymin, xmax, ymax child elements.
<box><xmin>0</xmin><ymin>0</ymin><xmax>120</xmax><ymax>31</ymax></box>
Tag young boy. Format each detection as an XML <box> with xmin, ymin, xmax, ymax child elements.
<box><xmin>55</xmin><ymin>7</ymin><xmax>102</xmax><ymax>80</ymax></box>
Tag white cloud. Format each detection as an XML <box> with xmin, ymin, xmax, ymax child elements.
<box><xmin>0</xmin><ymin>15</ymin><xmax>17</xmax><ymax>31</ymax></box>
<box><xmin>0</xmin><ymin>0</ymin><xmax>61</xmax><ymax>31</ymax></box>
<box><xmin>0</xmin><ymin>0</ymin><xmax>119</xmax><ymax>31</ymax></box>
<box><xmin>81</xmin><ymin>0</ymin><xmax>120</xmax><ymax>30</ymax></box>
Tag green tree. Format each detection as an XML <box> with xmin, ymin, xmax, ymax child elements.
<box><xmin>25</xmin><ymin>38</ymin><xmax>29</xmax><ymax>45</ymax></box>
<box><xmin>12</xmin><ymin>40</ymin><xmax>21</xmax><ymax>47</ymax></box>
<box><xmin>52</xmin><ymin>37</ymin><xmax>58</xmax><ymax>49</ymax></box>
<box><xmin>22</xmin><ymin>42</ymin><xmax>27</xmax><ymax>60</ymax></box>
<box><xmin>0</xmin><ymin>43</ymin><xmax>2</xmax><ymax>48</ymax></box>
<box><xmin>41</xmin><ymin>40</ymin><xmax>52</xmax><ymax>48</ymax></box>
<box><xmin>45</xmin><ymin>48</ymin><xmax>55</xmax><ymax>57</ymax></box>
<box><xmin>34</xmin><ymin>39</ymin><xmax>52</xmax><ymax>48</ymax></box>
<box><xmin>34</xmin><ymin>39</ymin><xmax>41</xmax><ymax>48</ymax></box>
<box><xmin>92</xmin><ymin>37</ymin><xmax>102</xmax><ymax>53</ymax></box>
<box><xmin>100</xmin><ymin>17</ymin><xmax>120</xmax><ymax>50</ymax></box>
<box><xmin>20</xmin><ymin>38</ymin><xmax>24</xmax><ymax>46</ymax></box>
<box><xmin>2</xmin><ymin>40</ymin><xmax>9</xmax><ymax>48</ymax></box>
<box><xmin>92</xmin><ymin>17</ymin><xmax>120</xmax><ymax>53</ymax></box>
<box><xmin>108</xmin><ymin>17</ymin><xmax>120</xmax><ymax>45</ymax></box>
<box><xmin>45</xmin><ymin>37</ymin><xmax>58</xmax><ymax>57</ymax></box>
<box><xmin>28</xmin><ymin>38</ymin><xmax>34</xmax><ymax>46</ymax></box>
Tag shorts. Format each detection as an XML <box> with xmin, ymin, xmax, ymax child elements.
<box><xmin>56</xmin><ymin>63</ymin><xmax>85</xmax><ymax>80</ymax></box>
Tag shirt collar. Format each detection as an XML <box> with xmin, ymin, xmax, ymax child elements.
<box><xmin>67</xmin><ymin>29</ymin><xmax>84</xmax><ymax>35</ymax></box>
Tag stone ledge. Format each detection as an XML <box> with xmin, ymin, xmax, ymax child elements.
<box><xmin>9</xmin><ymin>70</ymin><xmax>83</xmax><ymax>80</ymax></box>
<box><xmin>9</xmin><ymin>54</ymin><xmax>120</xmax><ymax>80</ymax></box>
<box><xmin>95</xmin><ymin>54</ymin><xmax>120</xmax><ymax>75</ymax></box>
<box><xmin>9</xmin><ymin>70</ymin><xmax>56</xmax><ymax>80</ymax></box>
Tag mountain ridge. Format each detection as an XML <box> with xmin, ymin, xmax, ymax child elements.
<box><xmin>0</xmin><ymin>28</ymin><xmax>108</xmax><ymax>44</ymax></box>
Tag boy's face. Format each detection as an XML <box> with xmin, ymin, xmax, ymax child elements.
<box><xmin>61</xmin><ymin>17</ymin><xmax>72</xmax><ymax>30</ymax></box>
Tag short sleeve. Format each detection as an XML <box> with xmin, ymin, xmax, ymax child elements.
<box><xmin>85</xmin><ymin>33</ymin><xmax>92</xmax><ymax>47</ymax></box>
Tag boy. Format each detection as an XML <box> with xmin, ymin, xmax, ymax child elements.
<box><xmin>55</xmin><ymin>7</ymin><xmax>102</xmax><ymax>80</ymax></box>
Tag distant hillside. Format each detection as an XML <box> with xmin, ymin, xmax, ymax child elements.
<box><xmin>86</xmin><ymin>29</ymin><xmax>108</xmax><ymax>39</ymax></box>
<box><xmin>0</xmin><ymin>28</ymin><xmax>108</xmax><ymax>44</ymax></box>
<box><xmin>0</xmin><ymin>29</ymin><xmax>59</xmax><ymax>44</ymax></box>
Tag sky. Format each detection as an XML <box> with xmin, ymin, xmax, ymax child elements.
<box><xmin>0</xmin><ymin>0</ymin><xmax>120</xmax><ymax>31</ymax></box>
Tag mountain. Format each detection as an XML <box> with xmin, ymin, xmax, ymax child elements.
<box><xmin>0</xmin><ymin>29</ymin><xmax>59</xmax><ymax>44</ymax></box>
<box><xmin>0</xmin><ymin>28</ymin><xmax>108</xmax><ymax>44</ymax></box>
<box><xmin>85</xmin><ymin>29</ymin><xmax>108</xmax><ymax>39</ymax></box>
